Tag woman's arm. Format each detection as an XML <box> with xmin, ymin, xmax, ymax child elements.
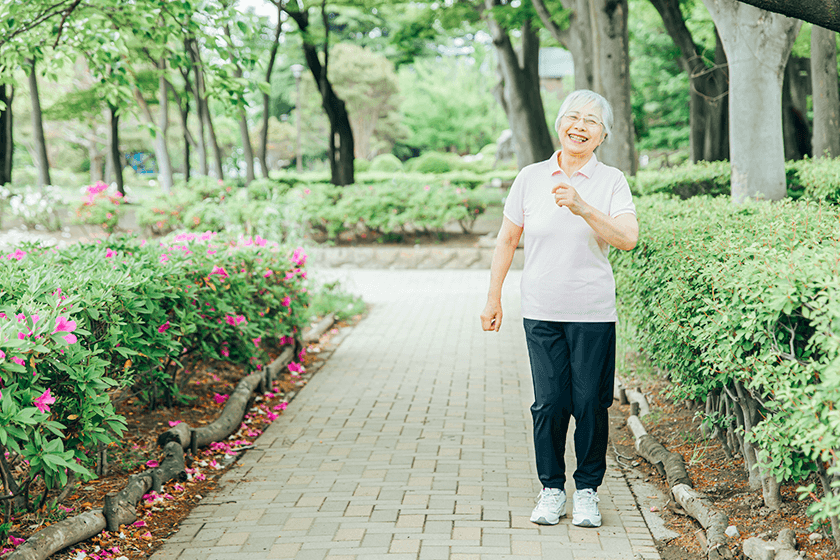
<box><xmin>481</xmin><ymin>217</ymin><xmax>524</xmax><ymax>332</ymax></box>
<box><xmin>552</xmin><ymin>183</ymin><xmax>639</xmax><ymax>251</ymax></box>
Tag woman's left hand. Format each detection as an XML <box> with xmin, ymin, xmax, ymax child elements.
<box><xmin>552</xmin><ymin>183</ymin><xmax>589</xmax><ymax>216</ymax></box>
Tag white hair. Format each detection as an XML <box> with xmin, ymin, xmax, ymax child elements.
<box><xmin>554</xmin><ymin>90</ymin><xmax>613</xmax><ymax>141</ymax></box>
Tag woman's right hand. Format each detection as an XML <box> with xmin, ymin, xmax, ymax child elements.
<box><xmin>480</xmin><ymin>299</ymin><xmax>503</xmax><ymax>332</ymax></box>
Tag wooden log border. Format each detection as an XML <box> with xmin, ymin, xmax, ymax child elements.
<box><xmin>9</xmin><ymin>315</ymin><xmax>336</xmax><ymax>560</ymax></box>
<box><xmin>619</xmin><ymin>378</ymin><xmax>734</xmax><ymax>560</ymax></box>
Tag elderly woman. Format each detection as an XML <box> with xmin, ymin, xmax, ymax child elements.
<box><xmin>480</xmin><ymin>90</ymin><xmax>638</xmax><ymax>528</ymax></box>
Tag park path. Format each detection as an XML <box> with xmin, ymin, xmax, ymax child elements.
<box><xmin>150</xmin><ymin>269</ymin><xmax>661</xmax><ymax>560</ymax></box>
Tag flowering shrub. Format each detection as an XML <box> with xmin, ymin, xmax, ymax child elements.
<box><xmin>75</xmin><ymin>181</ymin><xmax>124</xmax><ymax>233</ymax></box>
<box><xmin>0</xmin><ymin>233</ymin><xmax>310</xmax><ymax>517</ymax></box>
<box><xmin>6</xmin><ymin>186</ymin><xmax>62</xmax><ymax>231</ymax></box>
<box><xmin>612</xmin><ymin>194</ymin><xmax>840</xmax><ymax>543</ymax></box>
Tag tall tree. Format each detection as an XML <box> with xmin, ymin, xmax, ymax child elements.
<box><xmin>811</xmin><ymin>26</ymin><xmax>840</xmax><ymax>158</ymax></box>
<box><xmin>645</xmin><ymin>0</ymin><xmax>729</xmax><ymax>162</ymax></box>
<box><xmin>26</xmin><ymin>58</ymin><xmax>52</xmax><ymax>188</ymax></box>
<box><xmin>284</xmin><ymin>3</ymin><xmax>355</xmax><ymax>186</ymax></box>
<box><xmin>483</xmin><ymin>0</ymin><xmax>555</xmax><ymax>168</ymax></box>
<box><xmin>259</xmin><ymin>2</ymin><xmax>284</xmax><ymax>178</ymax></box>
<box><xmin>530</xmin><ymin>0</ymin><xmax>635</xmax><ymax>172</ymax></box>
<box><xmin>0</xmin><ymin>85</ymin><xmax>12</xmax><ymax>185</ymax></box>
<box><xmin>702</xmin><ymin>0</ymin><xmax>800</xmax><ymax>203</ymax></box>
<box><xmin>589</xmin><ymin>0</ymin><xmax>635</xmax><ymax>173</ymax></box>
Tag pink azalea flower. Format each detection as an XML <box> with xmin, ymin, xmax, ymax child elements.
<box><xmin>9</xmin><ymin>536</ymin><xmax>24</xmax><ymax>546</ymax></box>
<box><xmin>33</xmin><ymin>389</ymin><xmax>55</xmax><ymax>413</ymax></box>
<box><xmin>168</xmin><ymin>420</ymin><xmax>181</xmax><ymax>427</ymax></box>
<box><xmin>158</xmin><ymin>321</ymin><xmax>171</xmax><ymax>333</ymax></box>
<box><xmin>105</xmin><ymin>248</ymin><xmax>116</xmax><ymax>258</ymax></box>
<box><xmin>291</xmin><ymin>247</ymin><xmax>307</xmax><ymax>266</ymax></box>
<box><xmin>288</xmin><ymin>362</ymin><xmax>303</xmax><ymax>373</ymax></box>
<box><xmin>220</xmin><ymin>346</ymin><xmax>230</xmax><ymax>357</ymax></box>
<box><xmin>281</xmin><ymin>296</ymin><xmax>291</xmax><ymax>307</ymax></box>
<box><xmin>146</xmin><ymin>460</ymin><xmax>159</xmax><ymax>468</ymax></box>
<box><xmin>274</xmin><ymin>402</ymin><xmax>288</xmax><ymax>411</ymax></box>
<box><xmin>195</xmin><ymin>472</ymin><xmax>206</xmax><ymax>481</ymax></box>
<box><xmin>252</xmin><ymin>337</ymin><xmax>261</xmax><ymax>347</ymax></box>
<box><xmin>12</xmin><ymin>356</ymin><xmax>25</xmax><ymax>367</ymax></box>
<box><xmin>159</xmin><ymin>254</ymin><xmax>170</xmax><ymax>263</ymax></box>
<box><xmin>9</xmin><ymin>249</ymin><xmax>27</xmax><ymax>261</ymax></box>
<box><xmin>266</xmin><ymin>412</ymin><xmax>278</xmax><ymax>421</ymax></box>
<box><xmin>263</xmin><ymin>270</ymin><xmax>273</xmax><ymax>278</ymax></box>
<box><xmin>214</xmin><ymin>393</ymin><xmax>229</xmax><ymax>405</ymax></box>
<box><xmin>209</xmin><ymin>265</ymin><xmax>229</xmax><ymax>278</ymax></box>
<box><xmin>53</xmin><ymin>316</ymin><xmax>77</xmax><ymax>334</ymax></box>
<box><xmin>0</xmin><ymin>350</ymin><xmax>5</xmax><ymax>360</ymax></box>
<box><xmin>254</xmin><ymin>235</ymin><xmax>268</xmax><ymax>247</ymax></box>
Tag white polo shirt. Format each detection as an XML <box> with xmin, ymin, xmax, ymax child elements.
<box><xmin>503</xmin><ymin>151</ymin><xmax>636</xmax><ymax>322</ymax></box>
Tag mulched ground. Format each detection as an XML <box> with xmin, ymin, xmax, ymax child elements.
<box><xmin>1</xmin><ymin>315</ymin><xmax>362</xmax><ymax>560</ymax></box>
<box><xmin>610</xmin><ymin>356</ymin><xmax>839</xmax><ymax>560</ymax></box>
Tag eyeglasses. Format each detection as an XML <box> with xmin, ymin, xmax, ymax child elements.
<box><xmin>562</xmin><ymin>112</ymin><xmax>602</xmax><ymax>128</ymax></box>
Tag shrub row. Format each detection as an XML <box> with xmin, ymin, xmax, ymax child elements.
<box><xmin>0</xmin><ymin>233</ymin><xmax>309</xmax><ymax>508</ymax></box>
<box><xmin>611</xmin><ymin>194</ymin><xmax>840</xmax><ymax>535</ymax></box>
<box><xmin>630</xmin><ymin>156</ymin><xmax>840</xmax><ymax>202</ymax></box>
<box><xmin>134</xmin><ymin>177</ymin><xmax>503</xmax><ymax>241</ymax></box>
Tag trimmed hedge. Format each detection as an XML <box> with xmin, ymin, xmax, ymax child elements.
<box><xmin>631</xmin><ymin>157</ymin><xmax>840</xmax><ymax>202</ymax></box>
<box><xmin>0</xmin><ymin>233</ymin><xmax>309</xmax><ymax>510</ymax></box>
<box><xmin>612</xmin><ymin>194</ymin><xmax>840</xmax><ymax>536</ymax></box>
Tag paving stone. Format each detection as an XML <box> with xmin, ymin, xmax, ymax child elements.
<box><xmin>150</xmin><ymin>270</ymin><xmax>661</xmax><ymax>560</ymax></box>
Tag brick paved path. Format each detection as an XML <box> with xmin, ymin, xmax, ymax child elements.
<box><xmin>152</xmin><ymin>270</ymin><xmax>661</xmax><ymax>560</ymax></box>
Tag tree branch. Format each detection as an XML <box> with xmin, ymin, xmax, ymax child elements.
<box><xmin>734</xmin><ymin>0</ymin><xmax>840</xmax><ymax>33</ymax></box>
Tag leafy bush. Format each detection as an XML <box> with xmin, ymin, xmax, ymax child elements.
<box><xmin>6</xmin><ymin>186</ymin><xmax>63</xmax><ymax>231</ymax></box>
<box><xmin>296</xmin><ymin>180</ymin><xmax>489</xmax><ymax>240</ymax></box>
<box><xmin>612</xmin><ymin>194</ymin><xmax>840</xmax><ymax>534</ymax></box>
<box><xmin>75</xmin><ymin>181</ymin><xmax>125</xmax><ymax>233</ymax></box>
<box><xmin>354</xmin><ymin>158</ymin><xmax>371</xmax><ymax>173</ymax></box>
<box><xmin>630</xmin><ymin>160</ymin><xmax>731</xmax><ymax>198</ymax></box>
<box><xmin>796</xmin><ymin>156</ymin><xmax>840</xmax><ymax>204</ymax></box>
<box><xmin>0</xmin><ymin>233</ymin><xmax>310</xmax><ymax>515</ymax></box>
<box><xmin>368</xmin><ymin>154</ymin><xmax>403</xmax><ymax>173</ymax></box>
<box><xmin>404</xmin><ymin>151</ymin><xmax>459</xmax><ymax>174</ymax></box>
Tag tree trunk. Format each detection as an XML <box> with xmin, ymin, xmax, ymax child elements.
<box><xmin>156</xmin><ymin>67</ymin><xmax>174</xmax><ymax>193</ymax></box>
<box><xmin>0</xmin><ymin>85</ymin><xmax>12</xmax><ymax>185</ymax></box>
<box><xmin>259</xmin><ymin>9</ymin><xmax>283</xmax><ymax>179</ymax></box>
<box><xmin>485</xmin><ymin>6</ymin><xmax>554</xmax><ymax>169</ymax></box>
<box><xmin>224</xmin><ymin>24</ymin><xmax>255</xmax><ymax>185</ymax></box>
<box><xmin>782</xmin><ymin>56</ymin><xmax>811</xmax><ymax>160</ymax></box>
<box><xmin>183</xmin><ymin>94</ymin><xmax>191</xmax><ymax>184</ymax></box>
<box><xmin>107</xmin><ymin>105</ymin><xmax>124</xmax><ymax>195</ymax></box>
<box><xmin>26</xmin><ymin>59</ymin><xmax>51</xmax><ymax>188</ymax></box>
<box><xmin>188</xmin><ymin>38</ymin><xmax>209</xmax><ymax>176</ymax></box>
<box><xmin>701</xmin><ymin>33</ymin><xmax>729</xmax><ymax>162</ymax></box>
<box><xmin>286</xmin><ymin>6</ymin><xmax>355</xmax><ymax>186</ymax></box>
<box><xmin>203</xmin><ymin>96</ymin><xmax>224</xmax><ymax>180</ymax></box>
<box><xmin>702</xmin><ymin>0</ymin><xmax>800</xmax><ymax>203</ymax></box>
<box><xmin>648</xmin><ymin>0</ymin><xmax>729</xmax><ymax>163</ymax></box>
<box><xmin>190</xmin><ymin>40</ymin><xmax>222</xmax><ymax>179</ymax></box>
<box><xmin>531</xmin><ymin>0</ymin><xmax>594</xmax><ymax>91</ymax></box>
<box><xmin>590</xmin><ymin>0</ymin><xmax>636</xmax><ymax>174</ymax></box>
<box><xmin>811</xmin><ymin>26</ymin><xmax>840</xmax><ymax>158</ymax></box>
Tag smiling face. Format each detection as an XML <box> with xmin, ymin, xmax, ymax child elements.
<box><xmin>557</xmin><ymin>102</ymin><xmax>606</xmax><ymax>160</ymax></box>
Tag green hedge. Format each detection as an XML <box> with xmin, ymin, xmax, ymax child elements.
<box><xmin>612</xmin><ymin>194</ymin><xmax>840</xmax><ymax>532</ymax></box>
<box><xmin>0</xmin><ymin>233</ymin><xmax>309</xmax><ymax>509</ymax></box>
<box><xmin>135</xmin><ymin>175</ymin><xmax>505</xmax><ymax>242</ymax></box>
<box><xmin>631</xmin><ymin>157</ymin><xmax>840</xmax><ymax>202</ymax></box>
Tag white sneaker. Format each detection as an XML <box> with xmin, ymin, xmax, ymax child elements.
<box><xmin>572</xmin><ymin>489</ymin><xmax>602</xmax><ymax>527</ymax></box>
<box><xmin>530</xmin><ymin>487</ymin><xmax>566</xmax><ymax>525</ymax></box>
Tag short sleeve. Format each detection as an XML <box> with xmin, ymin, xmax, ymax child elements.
<box><xmin>503</xmin><ymin>171</ymin><xmax>526</xmax><ymax>227</ymax></box>
<box><xmin>609</xmin><ymin>173</ymin><xmax>636</xmax><ymax>218</ymax></box>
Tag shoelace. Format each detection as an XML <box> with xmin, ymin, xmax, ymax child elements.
<box><xmin>538</xmin><ymin>489</ymin><xmax>563</xmax><ymax>507</ymax></box>
<box><xmin>576</xmin><ymin>489</ymin><xmax>600</xmax><ymax>508</ymax></box>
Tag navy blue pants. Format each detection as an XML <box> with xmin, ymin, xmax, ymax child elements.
<box><xmin>523</xmin><ymin>319</ymin><xmax>615</xmax><ymax>491</ymax></box>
